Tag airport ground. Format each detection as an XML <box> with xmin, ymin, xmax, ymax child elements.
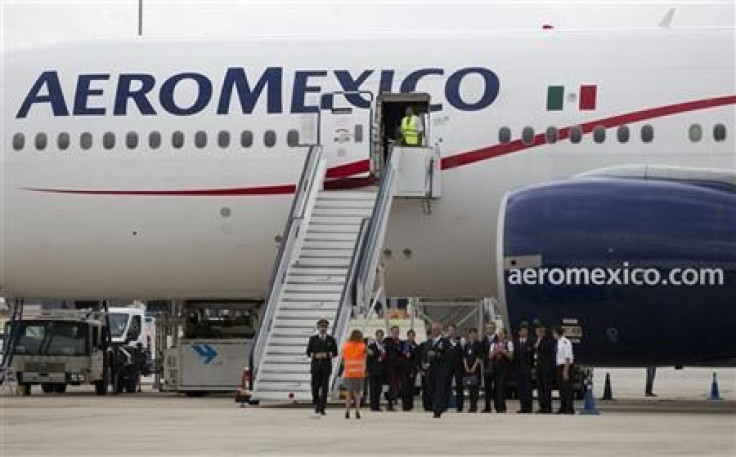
<box><xmin>2</xmin><ymin>368</ymin><xmax>735</xmax><ymax>457</ymax></box>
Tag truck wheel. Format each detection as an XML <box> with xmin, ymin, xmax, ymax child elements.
<box><xmin>54</xmin><ymin>384</ymin><xmax>67</xmax><ymax>394</ymax></box>
<box><xmin>18</xmin><ymin>383</ymin><xmax>31</xmax><ymax>396</ymax></box>
<box><xmin>41</xmin><ymin>384</ymin><xmax>54</xmax><ymax>394</ymax></box>
<box><xmin>95</xmin><ymin>367</ymin><xmax>110</xmax><ymax>396</ymax></box>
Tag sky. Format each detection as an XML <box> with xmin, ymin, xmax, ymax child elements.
<box><xmin>2</xmin><ymin>1</ymin><xmax>735</xmax><ymax>51</ymax></box>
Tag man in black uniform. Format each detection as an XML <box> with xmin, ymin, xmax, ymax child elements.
<box><xmin>384</xmin><ymin>326</ymin><xmax>403</xmax><ymax>411</ymax></box>
<box><xmin>366</xmin><ymin>329</ymin><xmax>387</xmax><ymax>411</ymax></box>
<box><xmin>305</xmin><ymin>318</ymin><xmax>338</xmax><ymax>415</ymax></box>
<box><xmin>418</xmin><ymin>337</ymin><xmax>433</xmax><ymax>412</ymax></box>
<box><xmin>445</xmin><ymin>323</ymin><xmax>465</xmax><ymax>412</ymax></box>
<box><xmin>426</xmin><ymin>322</ymin><xmax>449</xmax><ymax>418</ymax></box>
<box><xmin>401</xmin><ymin>329</ymin><xmax>420</xmax><ymax>411</ymax></box>
<box><xmin>533</xmin><ymin>321</ymin><xmax>556</xmax><ymax>414</ymax></box>
<box><xmin>514</xmin><ymin>321</ymin><xmax>534</xmax><ymax>414</ymax></box>
<box><xmin>482</xmin><ymin>321</ymin><xmax>498</xmax><ymax>413</ymax></box>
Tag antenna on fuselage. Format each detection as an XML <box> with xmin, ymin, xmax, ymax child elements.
<box><xmin>659</xmin><ymin>8</ymin><xmax>676</xmax><ymax>28</ymax></box>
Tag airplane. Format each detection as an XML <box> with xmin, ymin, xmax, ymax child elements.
<box><xmin>1</xmin><ymin>25</ymin><xmax>735</xmax><ymax>366</ymax></box>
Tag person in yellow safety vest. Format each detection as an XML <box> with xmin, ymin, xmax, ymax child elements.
<box><xmin>400</xmin><ymin>106</ymin><xmax>424</xmax><ymax>146</ymax></box>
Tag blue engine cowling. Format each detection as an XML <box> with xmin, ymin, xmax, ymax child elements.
<box><xmin>500</xmin><ymin>176</ymin><xmax>736</xmax><ymax>366</ymax></box>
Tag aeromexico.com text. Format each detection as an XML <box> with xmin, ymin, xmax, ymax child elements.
<box><xmin>507</xmin><ymin>264</ymin><xmax>725</xmax><ymax>287</ymax></box>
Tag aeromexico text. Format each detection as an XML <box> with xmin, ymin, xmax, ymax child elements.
<box><xmin>16</xmin><ymin>67</ymin><xmax>500</xmax><ymax>118</ymax></box>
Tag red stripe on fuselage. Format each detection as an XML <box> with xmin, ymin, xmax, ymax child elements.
<box><xmin>23</xmin><ymin>95</ymin><xmax>736</xmax><ymax>196</ymax></box>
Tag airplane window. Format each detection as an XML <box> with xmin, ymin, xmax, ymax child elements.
<box><xmin>126</xmin><ymin>132</ymin><xmax>138</xmax><ymax>149</ymax></box>
<box><xmin>35</xmin><ymin>133</ymin><xmax>48</xmax><ymax>151</ymax></box>
<box><xmin>57</xmin><ymin>132</ymin><xmax>70</xmax><ymax>151</ymax></box>
<box><xmin>241</xmin><ymin>131</ymin><xmax>253</xmax><ymax>148</ymax></box>
<box><xmin>569</xmin><ymin>126</ymin><xmax>583</xmax><ymax>144</ymax></box>
<box><xmin>593</xmin><ymin>126</ymin><xmax>606</xmax><ymax>144</ymax></box>
<box><xmin>12</xmin><ymin>133</ymin><xmax>25</xmax><ymax>151</ymax></box>
<box><xmin>688</xmin><ymin>124</ymin><xmax>702</xmax><ymax>143</ymax></box>
<box><xmin>641</xmin><ymin>125</ymin><xmax>654</xmax><ymax>143</ymax></box>
<box><xmin>149</xmin><ymin>131</ymin><xmax>161</xmax><ymax>150</ymax></box>
<box><xmin>287</xmin><ymin>129</ymin><xmax>300</xmax><ymax>147</ymax></box>
<box><xmin>195</xmin><ymin>131</ymin><xmax>207</xmax><ymax>149</ymax></box>
<box><xmin>713</xmin><ymin>123</ymin><xmax>727</xmax><ymax>142</ymax></box>
<box><xmin>218</xmin><ymin>131</ymin><xmax>230</xmax><ymax>149</ymax></box>
<box><xmin>498</xmin><ymin>127</ymin><xmax>511</xmax><ymax>144</ymax></box>
<box><xmin>545</xmin><ymin>127</ymin><xmax>558</xmax><ymax>144</ymax></box>
<box><xmin>80</xmin><ymin>132</ymin><xmax>93</xmax><ymax>150</ymax></box>
<box><xmin>172</xmin><ymin>131</ymin><xmax>185</xmax><ymax>149</ymax></box>
<box><xmin>264</xmin><ymin>130</ymin><xmax>276</xmax><ymax>148</ymax></box>
<box><xmin>521</xmin><ymin>127</ymin><xmax>535</xmax><ymax>146</ymax></box>
<box><xmin>103</xmin><ymin>132</ymin><xmax>115</xmax><ymax>150</ymax></box>
<box><xmin>617</xmin><ymin>126</ymin><xmax>630</xmax><ymax>143</ymax></box>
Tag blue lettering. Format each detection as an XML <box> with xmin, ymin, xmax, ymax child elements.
<box><xmin>16</xmin><ymin>71</ymin><xmax>69</xmax><ymax>118</ymax></box>
<box><xmin>400</xmin><ymin>68</ymin><xmax>444</xmax><ymax>112</ymax></box>
<box><xmin>291</xmin><ymin>71</ymin><xmax>327</xmax><ymax>113</ymax></box>
<box><xmin>114</xmin><ymin>74</ymin><xmax>156</xmax><ymax>116</ymax></box>
<box><xmin>445</xmin><ymin>67</ymin><xmax>499</xmax><ymax>111</ymax></box>
<box><xmin>73</xmin><ymin>74</ymin><xmax>110</xmax><ymax>116</ymax></box>
<box><xmin>217</xmin><ymin>67</ymin><xmax>283</xmax><ymax>114</ymax></box>
<box><xmin>379</xmin><ymin>70</ymin><xmax>394</xmax><ymax>94</ymax></box>
<box><xmin>334</xmin><ymin>70</ymin><xmax>373</xmax><ymax>109</ymax></box>
<box><xmin>159</xmin><ymin>73</ymin><xmax>212</xmax><ymax>116</ymax></box>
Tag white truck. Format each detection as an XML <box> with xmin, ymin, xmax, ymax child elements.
<box><xmin>5</xmin><ymin>306</ymin><xmax>149</xmax><ymax>395</ymax></box>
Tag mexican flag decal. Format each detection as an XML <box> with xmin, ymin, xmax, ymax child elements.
<box><xmin>547</xmin><ymin>84</ymin><xmax>598</xmax><ymax>111</ymax></box>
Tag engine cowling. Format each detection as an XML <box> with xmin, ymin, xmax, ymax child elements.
<box><xmin>499</xmin><ymin>175</ymin><xmax>736</xmax><ymax>366</ymax></box>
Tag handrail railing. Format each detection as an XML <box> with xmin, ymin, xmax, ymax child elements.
<box><xmin>251</xmin><ymin>145</ymin><xmax>325</xmax><ymax>378</ymax></box>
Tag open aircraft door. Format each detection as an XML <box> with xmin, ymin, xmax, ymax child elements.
<box><xmin>320</xmin><ymin>91</ymin><xmax>374</xmax><ymax>178</ymax></box>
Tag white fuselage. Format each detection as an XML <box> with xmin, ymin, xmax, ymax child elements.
<box><xmin>2</xmin><ymin>28</ymin><xmax>735</xmax><ymax>299</ymax></box>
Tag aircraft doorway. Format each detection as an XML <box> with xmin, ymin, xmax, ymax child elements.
<box><xmin>373</xmin><ymin>93</ymin><xmax>431</xmax><ymax>176</ymax></box>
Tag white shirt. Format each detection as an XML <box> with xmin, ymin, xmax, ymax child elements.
<box><xmin>556</xmin><ymin>336</ymin><xmax>574</xmax><ymax>366</ymax></box>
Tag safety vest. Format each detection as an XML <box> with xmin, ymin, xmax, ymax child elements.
<box><xmin>401</xmin><ymin>115</ymin><xmax>419</xmax><ymax>146</ymax></box>
<box><xmin>342</xmin><ymin>341</ymin><xmax>367</xmax><ymax>378</ymax></box>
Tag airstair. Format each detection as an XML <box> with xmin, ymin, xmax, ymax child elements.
<box><xmin>251</xmin><ymin>92</ymin><xmax>441</xmax><ymax>401</ymax></box>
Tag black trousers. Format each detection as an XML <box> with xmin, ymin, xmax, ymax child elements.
<box><xmin>430</xmin><ymin>365</ymin><xmax>448</xmax><ymax>415</ymax></box>
<box><xmin>537</xmin><ymin>367</ymin><xmax>554</xmax><ymax>413</ymax></box>
<box><xmin>421</xmin><ymin>373</ymin><xmax>433</xmax><ymax>411</ymax></box>
<box><xmin>517</xmin><ymin>368</ymin><xmax>533</xmax><ymax>413</ymax></box>
<box><xmin>311</xmin><ymin>363</ymin><xmax>331</xmax><ymax>411</ymax></box>
<box><xmin>369</xmin><ymin>374</ymin><xmax>383</xmax><ymax>410</ymax></box>
<box><xmin>401</xmin><ymin>370</ymin><xmax>416</xmax><ymax>411</ymax></box>
<box><xmin>387</xmin><ymin>365</ymin><xmax>401</xmax><ymax>407</ymax></box>
<box><xmin>445</xmin><ymin>363</ymin><xmax>465</xmax><ymax>411</ymax></box>
<box><xmin>556</xmin><ymin>366</ymin><xmax>574</xmax><ymax>414</ymax></box>
<box><xmin>483</xmin><ymin>369</ymin><xmax>494</xmax><ymax>410</ymax></box>
<box><xmin>494</xmin><ymin>364</ymin><xmax>509</xmax><ymax>412</ymax></box>
<box><xmin>467</xmin><ymin>370</ymin><xmax>481</xmax><ymax>411</ymax></box>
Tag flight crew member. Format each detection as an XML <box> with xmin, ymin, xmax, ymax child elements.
<box><xmin>306</xmin><ymin>318</ymin><xmax>338</xmax><ymax>415</ymax></box>
<box><xmin>482</xmin><ymin>321</ymin><xmax>498</xmax><ymax>413</ymax></box>
<box><xmin>401</xmin><ymin>329</ymin><xmax>420</xmax><ymax>411</ymax></box>
<box><xmin>553</xmin><ymin>326</ymin><xmax>575</xmax><ymax>414</ymax></box>
<box><xmin>384</xmin><ymin>326</ymin><xmax>404</xmax><ymax>411</ymax></box>
<box><xmin>514</xmin><ymin>322</ymin><xmax>534</xmax><ymax>414</ymax></box>
<box><xmin>462</xmin><ymin>328</ymin><xmax>483</xmax><ymax>412</ymax></box>
<box><xmin>399</xmin><ymin>106</ymin><xmax>424</xmax><ymax>147</ymax></box>
<box><xmin>367</xmin><ymin>329</ymin><xmax>387</xmax><ymax>411</ymax></box>
<box><xmin>490</xmin><ymin>328</ymin><xmax>514</xmax><ymax>413</ymax></box>
<box><xmin>426</xmin><ymin>322</ymin><xmax>450</xmax><ymax>418</ymax></box>
<box><xmin>418</xmin><ymin>337</ymin><xmax>433</xmax><ymax>412</ymax></box>
<box><xmin>445</xmin><ymin>324</ymin><xmax>465</xmax><ymax>412</ymax></box>
<box><xmin>533</xmin><ymin>321</ymin><xmax>556</xmax><ymax>414</ymax></box>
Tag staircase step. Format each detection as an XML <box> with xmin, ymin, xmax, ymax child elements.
<box><xmin>257</xmin><ymin>372</ymin><xmax>312</xmax><ymax>383</ymax></box>
<box><xmin>283</xmin><ymin>284</ymin><xmax>345</xmax><ymax>293</ymax></box>
<box><xmin>307</xmin><ymin>225</ymin><xmax>361</xmax><ymax>234</ymax></box>
<box><xmin>265</xmin><ymin>345</ymin><xmax>311</xmax><ymax>355</ymax></box>
<box><xmin>310</xmin><ymin>216</ymin><xmax>365</xmax><ymax>226</ymax></box>
<box><xmin>304</xmin><ymin>232</ymin><xmax>361</xmax><ymax>242</ymax></box>
<box><xmin>281</xmin><ymin>292</ymin><xmax>342</xmax><ymax>302</ymax></box>
<box><xmin>278</xmin><ymin>302</ymin><xmax>340</xmax><ymax>311</ymax></box>
<box><xmin>317</xmin><ymin>191</ymin><xmax>376</xmax><ymax>201</ymax></box>
<box><xmin>273</xmin><ymin>319</ymin><xmax>323</xmax><ymax>329</ymax></box>
<box><xmin>298</xmin><ymin>248</ymin><xmax>353</xmax><ymax>258</ymax></box>
<box><xmin>289</xmin><ymin>267</ymin><xmax>349</xmax><ymax>276</ymax></box>
<box><xmin>312</xmin><ymin>208</ymin><xmax>373</xmax><ymax>217</ymax></box>
<box><xmin>293</xmin><ymin>257</ymin><xmax>352</xmax><ymax>268</ymax></box>
<box><xmin>302</xmin><ymin>240</ymin><xmax>358</xmax><ymax>250</ymax></box>
<box><xmin>260</xmin><ymin>355</ymin><xmax>311</xmax><ymax>364</ymax></box>
<box><xmin>314</xmin><ymin>199</ymin><xmax>375</xmax><ymax>209</ymax></box>
<box><xmin>271</xmin><ymin>327</ymin><xmax>322</xmax><ymax>337</ymax></box>
<box><xmin>285</xmin><ymin>274</ymin><xmax>347</xmax><ymax>285</ymax></box>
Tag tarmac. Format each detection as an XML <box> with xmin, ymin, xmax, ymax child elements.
<box><xmin>2</xmin><ymin>368</ymin><xmax>735</xmax><ymax>457</ymax></box>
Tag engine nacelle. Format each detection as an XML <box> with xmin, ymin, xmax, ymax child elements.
<box><xmin>499</xmin><ymin>173</ymin><xmax>736</xmax><ymax>366</ymax></box>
